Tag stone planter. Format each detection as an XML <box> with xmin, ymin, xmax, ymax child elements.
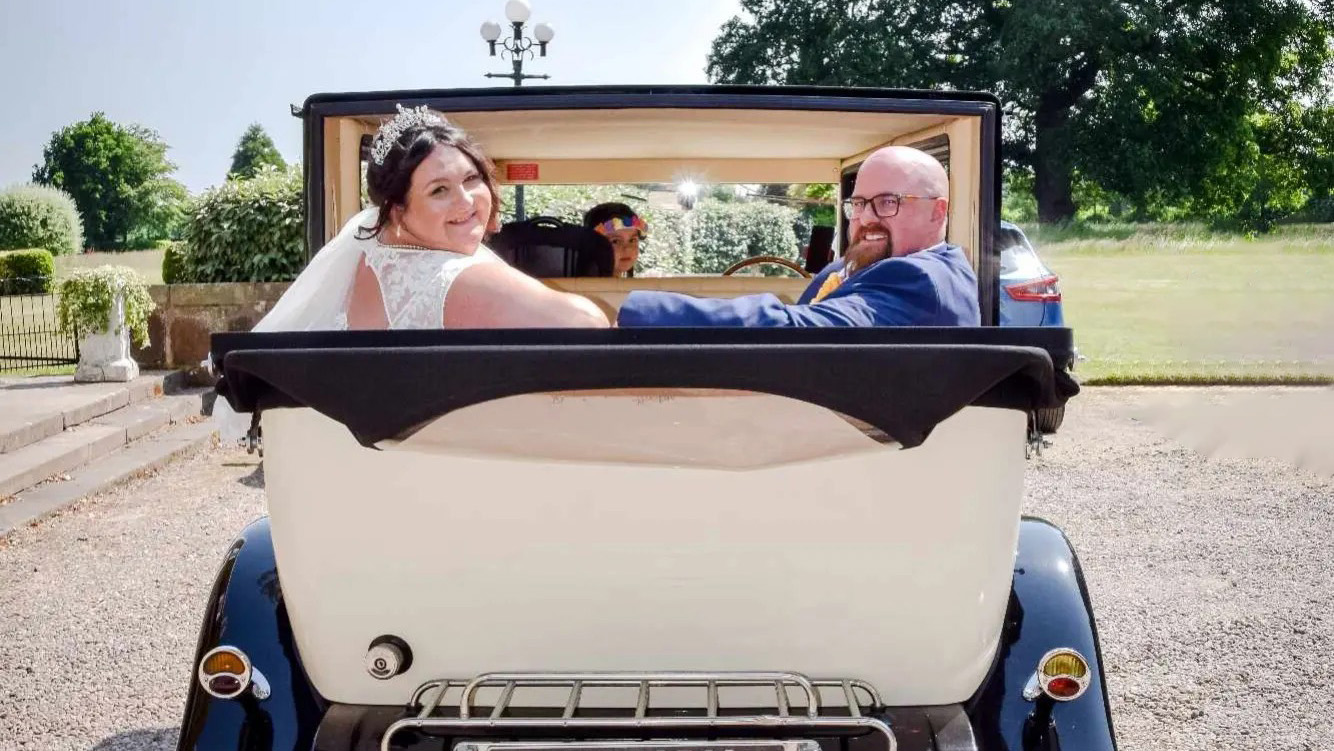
<box><xmin>75</xmin><ymin>291</ymin><xmax>140</xmax><ymax>383</ymax></box>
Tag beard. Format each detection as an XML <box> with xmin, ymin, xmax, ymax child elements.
<box><xmin>844</xmin><ymin>225</ymin><xmax>895</xmax><ymax>274</ymax></box>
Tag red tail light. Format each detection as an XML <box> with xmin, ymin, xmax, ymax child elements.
<box><xmin>1005</xmin><ymin>275</ymin><xmax>1061</xmax><ymax>302</ymax></box>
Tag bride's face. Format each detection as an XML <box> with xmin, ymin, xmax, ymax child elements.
<box><xmin>393</xmin><ymin>145</ymin><xmax>493</xmax><ymax>252</ymax></box>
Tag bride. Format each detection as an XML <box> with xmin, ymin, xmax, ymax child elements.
<box><xmin>253</xmin><ymin>104</ymin><xmax>608</xmax><ymax>332</ymax></box>
<box><xmin>214</xmin><ymin>105</ymin><xmax>609</xmax><ymax>438</ymax></box>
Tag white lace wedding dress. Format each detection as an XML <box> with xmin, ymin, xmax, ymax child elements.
<box><xmin>213</xmin><ymin>206</ymin><xmax>502</xmax><ymax>441</ymax></box>
<box><xmin>337</xmin><ymin>243</ymin><xmax>501</xmax><ymax>329</ymax></box>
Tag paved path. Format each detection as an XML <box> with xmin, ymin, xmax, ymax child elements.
<box><xmin>1</xmin><ymin>387</ymin><xmax>1331</xmax><ymax>750</ymax></box>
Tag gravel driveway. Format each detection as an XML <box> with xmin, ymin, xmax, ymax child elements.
<box><xmin>1</xmin><ymin>387</ymin><xmax>1331</xmax><ymax>750</ymax></box>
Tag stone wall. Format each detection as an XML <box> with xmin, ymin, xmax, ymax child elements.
<box><xmin>133</xmin><ymin>283</ymin><xmax>290</xmax><ymax>382</ymax></box>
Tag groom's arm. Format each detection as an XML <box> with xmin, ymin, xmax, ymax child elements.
<box><xmin>616</xmin><ymin>261</ymin><xmax>938</xmax><ymax>328</ymax></box>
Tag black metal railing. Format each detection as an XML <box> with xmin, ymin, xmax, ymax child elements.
<box><xmin>0</xmin><ymin>276</ymin><xmax>79</xmax><ymax>373</ymax></box>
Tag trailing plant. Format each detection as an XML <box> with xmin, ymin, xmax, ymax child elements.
<box><xmin>57</xmin><ymin>266</ymin><xmax>155</xmax><ymax>346</ymax></box>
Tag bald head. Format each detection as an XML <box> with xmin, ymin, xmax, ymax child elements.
<box><xmin>847</xmin><ymin>145</ymin><xmax>951</xmax><ymax>258</ymax></box>
<box><xmin>862</xmin><ymin>146</ymin><xmax>949</xmax><ymax>198</ymax></box>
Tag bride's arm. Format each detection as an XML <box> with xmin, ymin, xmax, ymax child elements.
<box><xmin>443</xmin><ymin>262</ymin><xmax>610</xmax><ymax>329</ymax></box>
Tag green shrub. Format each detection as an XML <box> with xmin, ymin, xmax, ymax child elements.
<box><xmin>0</xmin><ymin>248</ymin><xmax>56</xmax><ymax>295</ymax></box>
<box><xmin>0</xmin><ymin>184</ymin><xmax>84</xmax><ymax>256</ymax></box>
<box><xmin>495</xmin><ymin>185</ymin><xmax>799</xmax><ymax>276</ymax></box>
<box><xmin>637</xmin><ymin>207</ymin><xmax>691</xmax><ymax>275</ymax></box>
<box><xmin>181</xmin><ymin>164</ymin><xmax>305</xmax><ymax>282</ymax></box>
<box><xmin>56</xmin><ymin>266</ymin><xmax>155</xmax><ymax>346</ymax></box>
<box><xmin>160</xmin><ymin>240</ymin><xmax>187</xmax><ymax>284</ymax></box>
<box><xmin>688</xmin><ymin>200</ymin><xmax>801</xmax><ymax>274</ymax></box>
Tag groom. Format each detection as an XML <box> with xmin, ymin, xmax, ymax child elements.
<box><xmin>616</xmin><ymin>145</ymin><xmax>980</xmax><ymax>327</ymax></box>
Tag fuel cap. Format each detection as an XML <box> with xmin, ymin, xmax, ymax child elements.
<box><xmin>365</xmin><ymin>635</ymin><xmax>413</xmax><ymax>680</ymax></box>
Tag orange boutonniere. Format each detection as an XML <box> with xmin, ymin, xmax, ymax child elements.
<box><xmin>811</xmin><ymin>270</ymin><xmax>845</xmax><ymax>302</ymax></box>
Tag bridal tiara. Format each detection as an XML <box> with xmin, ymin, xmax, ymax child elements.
<box><xmin>370</xmin><ymin>104</ymin><xmax>448</xmax><ymax>166</ymax></box>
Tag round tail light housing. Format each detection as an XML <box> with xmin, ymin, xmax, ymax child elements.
<box><xmin>198</xmin><ymin>646</ymin><xmax>254</xmax><ymax>700</ymax></box>
<box><xmin>1032</xmin><ymin>648</ymin><xmax>1091</xmax><ymax>702</ymax></box>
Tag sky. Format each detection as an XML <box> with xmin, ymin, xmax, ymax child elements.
<box><xmin>0</xmin><ymin>0</ymin><xmax>744</xmax><ymax>195</ymax></box>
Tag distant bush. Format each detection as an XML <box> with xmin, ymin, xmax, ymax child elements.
<box><xmin>636</xmin><ymin>207</ymin><xmax>691</xmax><ymax>275</ymax></box>
<box><xmin>180</xmin><ymin>165</ymin><xmax>304</xmax><ymax>283</ymax></box>
<box><xmin>1285</xmin><ymin>196</ymin><xmax>1334</xmax><ymax>223</ymax></box>
<box><xmin>160</xmin><ymin>240</ymin><xmax>187</xmax><ymax>284</ymax></box>
<box><xmin>689</xmin><ymin>200</ymin><xmax>800</xmax><ymax>274</ymax></box>
<box><xmin>0</xmin><ymin>248</ymin><xmax>56</xmax><ymax>295</ymax></box>
<box><xmin>0</xmin><ymin>184</ymin><xmax>84</xmax><ymax>256</ymax></box>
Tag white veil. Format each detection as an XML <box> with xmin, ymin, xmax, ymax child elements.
<box><xmin>211</xmin><ymin>206</ymin><xmax>382</xmax><ymax>441</ymax></box>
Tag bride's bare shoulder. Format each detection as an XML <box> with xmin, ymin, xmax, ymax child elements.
<box><xmin>445</xmin><ymin>261</ymin><xmax>608</xmax><ymax>328</ymax></box>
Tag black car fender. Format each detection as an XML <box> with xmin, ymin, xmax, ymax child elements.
<box><xmin>965</xmin><ymin>516</ymin><xmax>1118</xmax><ymax>751</ymax></box>
<box><xmin>176</xmin><ymin>516</ymin><xmax>326</xmax><ymax>751</ymax></box>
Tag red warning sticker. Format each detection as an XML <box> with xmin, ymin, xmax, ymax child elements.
<box><xmin>506</xmin><ymin>163</ymin><xmax>540</xmax><ymax>181</ymax></box>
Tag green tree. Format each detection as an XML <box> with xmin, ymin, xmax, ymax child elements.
<box><xmin>32</xmin><ymin>113</ymin><xmax>186</xmax><ymax>248</ymax></box>
<box><xmin>707</xmin><ymin>0</ymin><xmax>1333</xmax><ymax>224</ymax></box>
<box><xmin>228</xmin><ymin>123</ymin><xmax>287</xmax><ymax>181</ymax></box>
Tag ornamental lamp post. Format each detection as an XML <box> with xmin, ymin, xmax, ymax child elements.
<box><xmin>480</xmin><ymin>0</ymin><xmax>554</xmax><ymax>221</ymax></box>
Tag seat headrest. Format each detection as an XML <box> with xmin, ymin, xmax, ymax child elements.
<box><xmin>489</xmin><ymin>216</ymin><xmax>614</xmax><ymax>278</ymax></box>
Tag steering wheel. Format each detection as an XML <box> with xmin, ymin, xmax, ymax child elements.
<box><xmin>721</xmin><ymin>255</ymin><xmax>812</xmax><ymax>278</ymax></box>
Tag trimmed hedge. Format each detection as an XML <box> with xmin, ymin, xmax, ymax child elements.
<box><xmin>0</xmin><ymin>184</ymin><xmax>84</xmax><ymax>256</ymax></box>
<box><xmin>0</xmin><ymin>248</ymin><xmax>56</xmax><ymax>295</ymax></box>
<box><xmin>179</xmin><ymin>165</ymin><xmax>305</xmax><ymax>283</ymax></box>
<box><xmin>688</xmin><ymin>200</ymin><xmax>801</xmax><ymax>274</ymax></box>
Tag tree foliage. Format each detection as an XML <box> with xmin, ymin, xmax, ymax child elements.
<box><xmin>228</xmin><ymin>123</ymin><xmax>287</xmax><ymax>181</ymax></box>
<box><xmin>32</xmin><ymin>113</ymin><xmax>187</xmax><ymax>248</ymax></box>
<box><xmin>707</xmin><ymin>0</ymin><xmax>1334</xmax><ymax>227</ymax></box>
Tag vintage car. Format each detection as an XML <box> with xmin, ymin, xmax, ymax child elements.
<box><xmin>180</xmin><ymin>85</ymin><xmax>1114</xmax><ymax>751</ymax></box>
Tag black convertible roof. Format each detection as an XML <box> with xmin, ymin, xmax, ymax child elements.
<box><xmin>213</xmin><ymin>327</ymin><xmax>1077</xmax><ymax>450</ymax></box>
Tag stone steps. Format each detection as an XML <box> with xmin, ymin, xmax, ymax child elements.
<box><xmin>0</xmin><ymin>372</ymin><xmax>184</xmax><ymax>455</ymax></box>
<box><xmin>0</xmin><ymin>389</ymin><xmax>207</xmax><ymax>500</ymax></box>
<box><xmin>0</xmin><ymin>419</ymin><xmax>217</xmax><ymax>537</ymax></box>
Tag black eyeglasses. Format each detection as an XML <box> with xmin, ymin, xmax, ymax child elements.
<box><xmin>841</xmin><ymin>192</ymin><xmax>942</xmax><ymax>220</ymax></box>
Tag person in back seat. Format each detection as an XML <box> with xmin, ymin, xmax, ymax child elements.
<box><xmin>584</xmin><ymin>202</ymin><xmax>647</xmax><ymax>278</ymax></box>
<box><xmin>616</xmin><ymin>146</ymin><xmax>979</xmax><ymax>327</ymax></box>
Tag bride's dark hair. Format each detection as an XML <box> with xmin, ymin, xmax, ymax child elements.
<box><xmin>359</xmin><ymin>117</ymin><xmax>502</xmax><ymax>241</ymax></box>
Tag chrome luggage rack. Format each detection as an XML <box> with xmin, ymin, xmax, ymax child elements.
<box><xmin>381</xmin><ymin>671</ymin><xmax>896</xmax><ymax>751</ymax></box>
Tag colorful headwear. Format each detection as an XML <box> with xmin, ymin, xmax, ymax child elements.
<box><xmin>593</xmin><ymin>214</ymin><xmax>648</xmax><ymax>239</ymax></box>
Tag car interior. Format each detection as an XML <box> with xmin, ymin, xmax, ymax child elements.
<box><xmin>317</xmin><ymin>104</ymin><xmax>990</xmax><ymax>321</ymax></box>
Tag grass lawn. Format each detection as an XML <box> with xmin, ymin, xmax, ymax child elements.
<box><xmin>1027</xmin><ymin>223</ymin><xmax>1334</xmax><ymax>384</ymax></box>
<box><xmin>55</xmin><ymin>248</ymin><xmax>164</xmax><ymax>285</ymax></box>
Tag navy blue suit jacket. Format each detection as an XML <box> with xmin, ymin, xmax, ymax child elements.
<box><xmin>617</xmin><ymin>243</ymin><xmax>980</xmax><ymax>327</ymax></box>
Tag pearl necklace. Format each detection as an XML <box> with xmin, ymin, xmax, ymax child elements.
<box><xmin>374</xmin><ymin>240</ymin><xmax>443</xmax><ymax>253</ymax></box>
